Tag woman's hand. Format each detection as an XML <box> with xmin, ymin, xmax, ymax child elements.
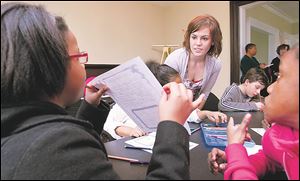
<box><xmin>227</xmin><ymin>113</ymin><xmax>252</xmax><ymax>145</ymax></box>
<box><xmin>85</xmin><ymin>83</ymin><xmax>108</xmax><ymax>106</ymax></box>
<box><xmin>203</xmin><ymin>111</ymin><xmax>227</xmax><ymax>124</ymax></box>
<box><xmin>208</xmin><ymin>148</ymin><xmax>227</xmax><ymax>175</ymax></box>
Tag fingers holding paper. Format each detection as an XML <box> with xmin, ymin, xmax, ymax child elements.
<box><xmin>85</xmin><ymin>83</ymin><xmax>108</xmax><ymax>106</ymax></box>
<box><xmin>159</xmin><ymin>82</ymin><xmax>205</xmax><ymax>125</ymax></box>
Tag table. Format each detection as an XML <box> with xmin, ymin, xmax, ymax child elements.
<box><xmin>104</xmin><ymin>111</ymin><xmax>264</xmax><ymax>180</ymax></box>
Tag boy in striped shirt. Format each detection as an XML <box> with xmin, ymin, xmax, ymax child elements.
<box><xmin>219</xmin><ymin>68</ymin><xmax>268</xmax><ymax>111</ymax></box>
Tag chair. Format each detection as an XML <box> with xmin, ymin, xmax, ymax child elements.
<box><xmin>202</xmin><ymin>92</ymin><xmax>219</xmax><ymax>111</ymax></box>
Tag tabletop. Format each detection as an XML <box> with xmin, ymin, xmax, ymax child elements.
<box><xmin>104</xmin><ymin>111</ymin><xmax>264</xmax><ymax>180</ymax></box>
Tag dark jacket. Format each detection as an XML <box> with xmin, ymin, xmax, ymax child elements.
<box><xmin>1</xmin><ymin>100</ymin><xmax>189</xmax><ymax>179</ymax></box>
<box><xmin>240</xmin><ymin>55</ymin><xmax>260</xmax><ymax>83</ymax></box>
<box><xmin>270</xmin><ymin>57</ymin><xmax>280</xmax><ymax>83</ymax></box>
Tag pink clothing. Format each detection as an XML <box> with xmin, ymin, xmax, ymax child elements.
<box><xmin>225</xmin><ymin>124</ymin><xmax>299</xmax><ymax>180</ymax></box>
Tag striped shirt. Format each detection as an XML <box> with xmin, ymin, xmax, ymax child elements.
<box><xmin>218</xmin><ymin>83</ymin><xmax>258</xmax><ymax>112</ymax></box>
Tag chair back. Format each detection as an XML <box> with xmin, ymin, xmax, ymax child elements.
<box><xmin>202</xmin><ymin>92</ymin><xmax>219</xmax><ymax>111</ymax></box>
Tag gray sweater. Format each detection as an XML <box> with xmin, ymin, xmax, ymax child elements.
<box><xmin>218</xmin><ymin>83</ymin><xmax>258</xmax><ymax>112</ymax></box>
<box><xmin>164</xmin><ymin>48</ymin><xmax>221</xmax><ymax>100</ymax></box>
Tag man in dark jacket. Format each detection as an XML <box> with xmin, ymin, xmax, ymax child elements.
<box><xmin>240</xmin><ymin>43</ymin><xmax>266</xmax><ymax>83</ymax></box>
<box><xmin>1</xmin><ymin>2</ymin><xmax>204</xmax><ymax>179</ymax></box>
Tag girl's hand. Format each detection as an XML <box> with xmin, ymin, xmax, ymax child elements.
<box><xmin>159</xmin><ymin>82</ymin><xmax>205</xmax><ymax>125</ymax></box>
<box><xmin>227</xmin><ymin>113</ymin><xmax>252</xmax><ymax>145</ymax></box>
<box><xmin>85</xmin><ymin>83</ymin><xmax>108</xmax><ymax>106</ymax></box>
<box><xmin>208</xmin><ymin>148</ymin><xmax>227</xmax><ymax>175</ymax></box>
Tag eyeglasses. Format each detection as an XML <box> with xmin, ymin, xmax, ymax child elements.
<box><xmin>69</xmin><ymin>51</ymin><xmax>88</xmax><ymax>64</ymax></box>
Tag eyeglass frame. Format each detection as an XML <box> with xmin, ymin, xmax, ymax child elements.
<box><xmin>69</xmin><ymin>51</ymin><xmax>88</xmax><ymax>64</ymax></box>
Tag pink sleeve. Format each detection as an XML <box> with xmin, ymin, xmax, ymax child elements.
<box><xmin>248</xmin><ymin>149</ymin><xmax>277</xmax><ymax>177</ymax></box>
<box><xmin>224</xmin><ymin>143</ymin><xmax>258</xmax><ymax>180</ymax></box>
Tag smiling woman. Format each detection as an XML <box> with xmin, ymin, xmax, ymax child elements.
<box><xmin>164</xmin><ymin>14</ymin><xmax>223</xmax><ymax>110</ymax></box>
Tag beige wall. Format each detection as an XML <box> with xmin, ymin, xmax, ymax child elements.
<box><xmin>13</xmin><ymin>1</ymin><xmax>166</xmax><ymax>64</ymax></box>
<box><xmin>2</xmin><ymin>1</ymin><xmax>231</xmax><ymax>98</ymax></box>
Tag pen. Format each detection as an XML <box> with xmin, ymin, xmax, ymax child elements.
<box><xmin>124</xmin><ymin>145</ymin><xmax>152</xmax><ymax>150</ymax></box>
<box><xmin>130</xmin><ymin>160</ymin><xmax>150</xmax><ymax>164</ymax></box>
<box><xmin>208</xmin><ymin>135</ymin><xmax>227</xmax><ymax>141</ymax></box>
<box><xmin>191</xmin><ymin>127</ymin><xmax>201</xmax><ymax>134</ymax></box>
<box><xmin>108</xmin><ymin>155</ymin><xmax>139</xmax><ymax>162</ymax></box>
<box><xmin>204</xmin><ymin>127</ymin><xmax>227</xmax><ymax>130</ymax></box>
<box><xmin>85</xmin><ymin>85</ymin><xmax>99</xmax><ymax>91</ymax></box>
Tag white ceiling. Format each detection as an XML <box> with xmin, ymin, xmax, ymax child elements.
<box><xmin>263</xmin><ymin>1</ymin><xmax>299</xmax><ymax>23</ymax></box>
<box><xmin>145</xmin><ymin>1</ymin><xmax>183</xmax><ymax>7</ymax></box>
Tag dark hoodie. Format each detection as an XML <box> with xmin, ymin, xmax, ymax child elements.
<box><xmin>1</xmin><ymin>100</ymin><xmax>190</xmax><ymax>179</ymax></box>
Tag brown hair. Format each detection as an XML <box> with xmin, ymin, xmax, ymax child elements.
<box><xmin>183</xmin><ymin>15</ymin><xmax>222</xmax><ymax>57</ymax></box>
<box><xmin>242</xmin><ymin>67</ymin><xmax>268</xmax><ymax>87</ymax></box>
<box><xmin>276</xmin><ymin>44</ymin><xmax>290</xmax><ymax>55</ymax></box>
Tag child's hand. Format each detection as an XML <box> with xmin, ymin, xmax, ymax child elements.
<box><xmin>227</xmin><ymin>113</ymin><xmax>252</xmax><ymax>145</ymax></box>
<box><xmin>115</xmin><ymin>126</ymin><xmax>147</xmax><ymax>138</ymax></box>
<box><xmin>85</xmin><ymin>83</ymin><xmax>108</xmax><ymax>106</ymax></box>
<box><xmin>207</xmin><ymin>148</ymin><xmax>227</xmax><ymax>175</ymax></box>
<box><xmin>255</xmin><ymin>102</ymin><xmax>265</xmax><ymax>111</ymax></box>
<box><xmin>129</xmin><ymin>127</ymin><xmax>147</xmax><ymax>138</ymax></box>
<box><xmin>159</xmin><ymin>82</ymin><xmax>205</xmax><ymax>125</ymax></box>
<box><xmin>261</xmin><ymin>119</ymin><xmax>271</xmax><ymax>130</ymax></box>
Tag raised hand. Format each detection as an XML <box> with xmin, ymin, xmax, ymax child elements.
<box><xmin>227</xmin><ymin>113</ymin><xmax>252</xmax><ymax>145</ymax></box>
<box><xmin>159</xmin><ymin>82</ymin><xmax>205</xmax><ymax>125</ymax></box>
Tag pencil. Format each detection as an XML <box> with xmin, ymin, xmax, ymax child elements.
<box><xmin>108</xmin><ymin>155</ymin><xmax>139</xmax><ymax>162</ymax></box>
<box><xmin>191</xmin><ymin>127</ymin><xmax>201</xmax><ymax>134</ymax></box>
<box><xmin>208</xmin><ymin>135</ymin><xmax>227</xmax><ymax>141</ymax></box>
<box><xmin>85</xmin><ymin>85</ymin><xmax>99</xmax><ymax>91</ymax></box>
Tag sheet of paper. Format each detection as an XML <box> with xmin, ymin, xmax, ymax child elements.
<box><xmin>251</xmin><ymin>128</ymin><xmax>266</xmax><ymax>136</ymax></box>
<box><xmin>246</xmin><ymin>144</ymin><xmax>262</xmax><ymax>156</ymax></box>
<box><xmin>90</xmin><ymin>57</ymin><xmax>162</xmax><ymax>132</ymax></box>
<box><xmin>125</xmin><ymin>132</ymin><xmax>198</xmax><ymax>154</ymax></box>
<box><xmin>264</xmin><ymin>63</ymin><xmax>273</xmax><ymax>68</ymax></box>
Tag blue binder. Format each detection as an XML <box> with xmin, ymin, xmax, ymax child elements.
<box><xmin>200</xmin><ymin>123</ymin><xmax>255</xmax><ymax>148</ymax></box>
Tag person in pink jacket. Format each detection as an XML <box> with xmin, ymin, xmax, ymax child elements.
<box><xmin>208</xmin><ymin>43</ymin><xmax>299</xmax><ymax>180</ymax></box>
